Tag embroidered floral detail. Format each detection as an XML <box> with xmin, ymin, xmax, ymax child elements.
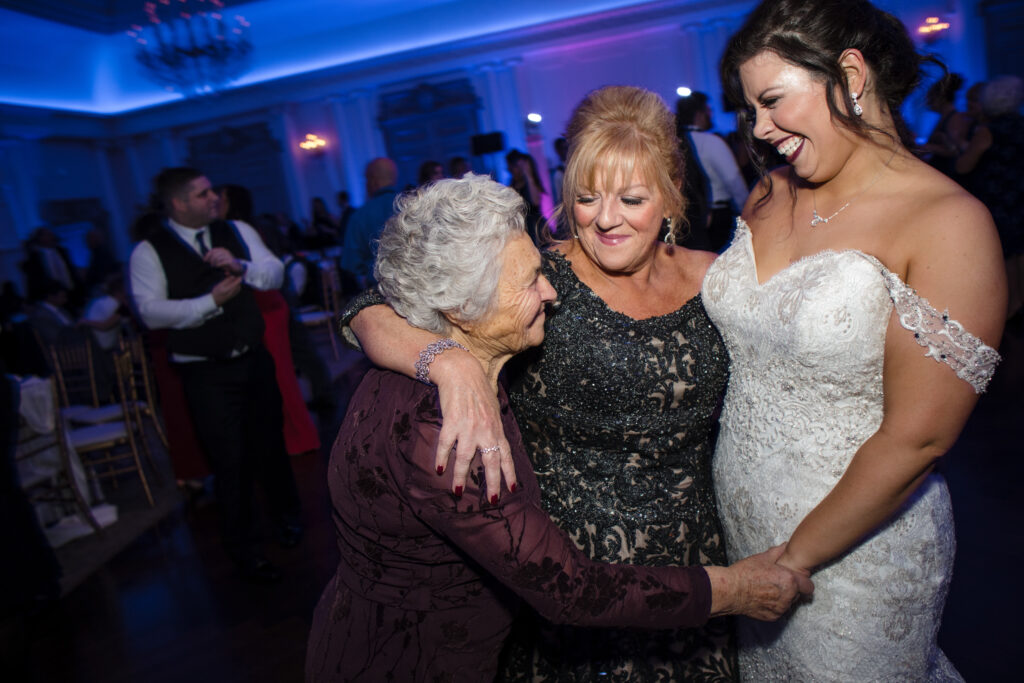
<box><xmin>859</xmin><ymin>254</ymin><xmax>1001</xmax><ymax>393</ymax></box>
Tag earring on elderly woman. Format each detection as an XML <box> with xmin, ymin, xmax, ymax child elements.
<box><xmin>851</xmin><ymin>91</ymin><xmax>863</xmax><ymax>117</ymax></box>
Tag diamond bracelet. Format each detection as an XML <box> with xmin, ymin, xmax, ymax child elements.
<box><xmin>414</xmin><ymin>338</ymin><xmax>468</xmax><ymax>385</ymax></box>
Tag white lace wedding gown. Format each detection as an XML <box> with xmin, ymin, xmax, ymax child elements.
<box><xmin>702</xmin><ymin>220</ymin><xmax>999</xmax><ymax>681</ymax></box>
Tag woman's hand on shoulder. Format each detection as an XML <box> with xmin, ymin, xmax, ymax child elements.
<box><xmin>431</xmin><ymin>350</ymin><xmax>517</xmax><ymax>499</ymax></box>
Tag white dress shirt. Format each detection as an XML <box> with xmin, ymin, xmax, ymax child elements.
<box><xmin>130</xmin><ymin>218</ymin><xmax>283</xmax><ymax>359</ymax></box>
<box><xmin>690</xmin><ymin>130</ymin><xmax>749</xmax><ymax>210</ymax></box>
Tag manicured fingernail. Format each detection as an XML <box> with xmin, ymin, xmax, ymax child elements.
<box><xmin>454</xmin><ymin>486</ymin><xmax>463</xmax><ymax>498</ymax></box>
<box><xmin>510</xmin><ymin>483</ymin><xmax>517</xmax><ymax>493</ymax></box>
<box><xmin>436</xmin><ymin>466</ymin><xmax>444</xmax><ymax>475</ymax></box>
<box><xmin>490</xmin><ymin>494</ymin><xmax>498</xmax><ymax>505</ymax></box>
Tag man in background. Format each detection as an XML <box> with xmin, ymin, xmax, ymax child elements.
<box><xmin>341</xmin><ymin>158</ymin><xmax>399</xmax><ymax>288</ymax></box>
<box><xmin>677</xmin><ymin>91</ymin><xmax>749</xmax><ymax>252</ymax></box>
<box><xmin>129</xmin><ymin>167</ymin><xmax>302</xmax><ymax>583</ymax></box>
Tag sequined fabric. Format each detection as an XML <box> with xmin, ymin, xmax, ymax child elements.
<box><xmin>500</xmin><ymin>250</ymin><xmax>735</xmax><ymax>682</ymax></box>
<box><xmin>701</xmin><ymin>219</ymin><xmax>967</xmax><ymax>681</ymax></box>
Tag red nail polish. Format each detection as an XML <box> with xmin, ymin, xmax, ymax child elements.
<box><xmin>490</xmin><ymin>494</ymin><xmax>498</xmax><ymax>505</ymax></box>
<box><xmin>510</xmin><ymin>483</ymin><xmax>517</xmax><ymax>493</ymax></box>
<box><xmin>454</xmin><ymin>486</ymin><xmax>463</xmax><ymax>498</ymax></box>
<box><xmin>436</xmin><ymin>466</ymin><xmax>444</xmax><ymax>475</ymax></box>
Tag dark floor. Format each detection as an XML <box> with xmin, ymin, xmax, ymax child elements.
<box><xmin>2</xmin><ymin>324</ymin><xmax>1022</xmax><ymax>682</ymax></box>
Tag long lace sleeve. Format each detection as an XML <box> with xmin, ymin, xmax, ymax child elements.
<box><xmin>396</xmin><ymin>386</ymin><xmax>712</xmax><ymax>630</ymax></box>
<box><xmin>336</xmin><ymin>288</ymin><xmax>386</xmax><ymax>350</ymax></box>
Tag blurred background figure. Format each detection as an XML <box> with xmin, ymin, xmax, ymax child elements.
<box><xmin>505</xmin><ymin>148</ymin><xmax>549</xmax><ymax>245</ymax></box>
<box><xmin>342</xmin><ymin>157</ymin><xmax>399</xmax><ymax>289</ymax></box>
<box><xmin>448</xmin><ymin>156</ymin><xmax>470</xmax><ymax>179</ymax></box>
<box><xmin>83</xmin><ymin>228</ymin><xmax>119</xmax><ymax>297</ymax></box>
<box><xmin>306</xmin><ymin>196</ymin><xmax>339</xmax><ymax>250</ymax></box>
<box><xmin>417</xmin><ymin>159</ymin><xmax>444</xmax><ymax>186</ymax></box>
<box><xmin>956</xmin><ymin>75</ymin><xmax>1024</xmax><ymax>326</ymax></box>
<box><xmin>219</xmin><ymin>183</ymin><xmax>320</xmax><ymax>457</ymax></box>
<box><xmin>334</xmin><ymin>190</ymin><xmax>356</xmax><ymax>246</ymax></box>
<box><xmin>549</xmin><ymin>136</ymin><xmax>568</xmax><ymax>206</ymax></box>
<box><xmin>80</xmin><ymin>272</ymin><xmax>129</xmax><ymax>352</ymax></box>
<box><xmin>676</xmin><ymin>91</ymin><xmax>748</xmax><ymax>252</ymax></box>
<box><xmin>922</xmin><ymin>73</ymin><xmax>971</xmax><ymax>177</ymax></box>
<box><xmin>21</xmin><ymin>227</ymin><xmax>84</xmax><ymax>311</ymax></box>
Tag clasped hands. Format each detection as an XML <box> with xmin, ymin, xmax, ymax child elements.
<box><xmin>430</xmin><ymin>350</ymin><xmax>814</xmax><ymax>622</ymax></box>
<box><xmin>206</xmin><ymin>247</ymin><xmax>245</xmax><ymax>306</ymax></box>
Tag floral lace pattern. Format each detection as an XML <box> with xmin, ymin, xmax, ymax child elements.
<box><xmin>701</xmin><ymin>220</ymin><xmax>965</xmax><ymax>681</ymax></box>
<box><xmin>500</xmin><ymin>250</ymin><xmax>736</xmax><ymax>682</ymax></box>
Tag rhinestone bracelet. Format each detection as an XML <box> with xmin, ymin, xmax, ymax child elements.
<box><xmin>414</xmin><ymin>338</ymin><xmax>468</xmax><ymax>385</ymax></box>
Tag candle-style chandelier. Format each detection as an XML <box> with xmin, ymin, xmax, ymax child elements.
<box><xmin>128</xmin><ymin>0</ymin><xmax>253</xmax><ymax>97</ymax></box>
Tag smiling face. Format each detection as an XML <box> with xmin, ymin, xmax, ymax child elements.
<box><xmin>468</xmin><ymin>232</ymin><xmax>556</xmax><ymax>356</ymax></box>
<box><xmin>740</xmin><ymin>50</ymin><xmax>855</xmax><ymax>183</ymax></box>
<box><xmin>572</xmin><ymin>164</ymin><xmax>667</xmax><ymax>275</ymax></box>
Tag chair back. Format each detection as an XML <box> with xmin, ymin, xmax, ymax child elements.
<box><xmin>49</xmin><ymin>341</ymin><xmax>100</xmax><ymax>407</ymax></box>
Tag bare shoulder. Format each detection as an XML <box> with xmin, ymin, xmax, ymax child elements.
<box><xmin>741</xmin><ymin>167</ymin><xmax>793</xmax><ymax>227</ymax></box>
<box><xmin>663</xmin><ymin>243</ymin><xmax>717</xmax><ymax>282</ymax></box>
<box><xmin>900</xmin><ymin>165</ymin><xmax>1000</xmax><ymax>263</ymax></box>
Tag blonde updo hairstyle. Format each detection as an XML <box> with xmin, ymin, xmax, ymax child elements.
<box><xmin>559</xmin><ymin>86</ymin><xmax>687</xmax><ymax>243</ymax></box>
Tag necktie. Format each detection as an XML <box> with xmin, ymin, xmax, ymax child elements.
<box><xmin>196</xmin><ymin>229</ymin><xmax>209</xmax><ymax>257</ymax></box>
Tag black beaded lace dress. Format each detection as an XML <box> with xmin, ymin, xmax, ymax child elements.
<box><xmin>498</xmin><ymin>250</ymin><xmax>735</xmax><ymax>682</ymax></box>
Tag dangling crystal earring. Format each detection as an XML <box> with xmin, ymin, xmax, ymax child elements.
<box><xmin>663</xmin><ymin>217</ymin><xmax>676</xmax><ymax>245</ymax></box>
<box><xmin>851</xmin><ymin>91</ymin><xmax>863</xmax><ymax>117</ymax></box>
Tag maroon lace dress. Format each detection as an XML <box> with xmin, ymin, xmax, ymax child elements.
<box><xmin>305</xmin><ymin>369</ymin><xmax>712</xmax><ymax>682</ymax></box>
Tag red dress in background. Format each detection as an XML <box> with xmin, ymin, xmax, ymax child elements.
<box><xmin>146</xmin><ymin>329</ymin><xmax>209</xmax><ymax>480</ymax></box>
<box><xmin>252</xmin><ymin>289</ymin><xmax>320</xmax><ymax>455</ymax></box>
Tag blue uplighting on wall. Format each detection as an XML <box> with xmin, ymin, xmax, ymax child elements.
<box><xmin>0</xmin><ymin>0</ymin><xmax>657</xmax><ymax>115</ymax></box>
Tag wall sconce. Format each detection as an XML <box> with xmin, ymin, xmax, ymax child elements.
<box><xmin>299</xmin><ymin>134</ymin><xmax>327</xmax><ymax>151</ymax></box>
<box><xmin>676</xmin><ymin>87</ymin><xmax>693</xmax><ymax>97</ymax></box>
<box><xmin>526</xmin><ymin>113</ymin><xmax>542</xmax><ymax>136</ymax></box>
<box><xmin>918</xmin><ymin>16</ymin><xmax>951</xmax><ymax>43</ymax></box>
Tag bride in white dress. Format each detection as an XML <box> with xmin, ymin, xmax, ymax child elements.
<box><xmin>704</xmin><ymin>0</ymin><xmax>1005</xmax><ymax>679</ymax></box>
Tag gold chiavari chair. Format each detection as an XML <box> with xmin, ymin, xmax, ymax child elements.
<box><xmin>58</xmin><ymin>349</ymin><xmax>157</xmax><ymax>507</ymax></box>
<box><xmin>122</xmin><ymin>335</ymin><xmax>169</xmax><ymax>448</ymax></box>
<box><xmin>297</xmin><ymin>260</ymin><xmax>341</xmax><ymax>360</ymax></box>
<box><xmin>16</xmin><ymin>389</ymin><xmax>103</xmax><ymax>534</ymax></box>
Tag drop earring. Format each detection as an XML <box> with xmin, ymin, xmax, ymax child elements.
<box><xmin>851</xmin><ymin>91</ymin><xmax>863</xmax><ymax>117</ymax></box>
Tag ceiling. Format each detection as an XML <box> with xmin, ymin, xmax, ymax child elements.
<box><xmin>0</xmin><ymin>0</ymin><xmax>673</xmax><ymax>114</ymax></box>
<box><xmin>0</xmin><ymin>0</ymin><xmax>254</xmax><ymax>34</ymax></box>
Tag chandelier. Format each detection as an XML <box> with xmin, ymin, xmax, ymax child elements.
<box><xmin>128</xmin><ymin>0</ymin><xmax>253</xmax><ymax>97</ymax></box>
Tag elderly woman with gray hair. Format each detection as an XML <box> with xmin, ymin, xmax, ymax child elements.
<box><xmin>305</xmin><ymin>174</ymin><xmax>811</xmax><ymax>682</ymax></box>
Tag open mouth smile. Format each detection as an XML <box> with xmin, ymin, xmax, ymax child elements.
<box><xmin>776</xmin><ymin>136</ymin><xmax>805</xmax><ymax>161</ymax></box>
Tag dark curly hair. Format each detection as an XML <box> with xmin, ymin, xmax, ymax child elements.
<box><xmin>720</xmin><ymin>0</ymin><xmax>945</xmax><ymax>197</ymax></box>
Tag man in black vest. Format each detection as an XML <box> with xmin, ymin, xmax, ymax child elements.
<box><xmin>129</xmin><ymin>167</ymin><xmax>301</xmax><ymax>582</ymax></box>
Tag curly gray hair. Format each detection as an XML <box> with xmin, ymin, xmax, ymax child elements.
<box><xmin>374</xmin><ymin>173</ymin><xmax>526</xmax><ymax>334</ymax></box>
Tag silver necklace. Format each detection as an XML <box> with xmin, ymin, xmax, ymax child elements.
<box><xmin>810</xmin><ymin>152</ymin><xmax>896</xmax><ymax>228</ymax></box>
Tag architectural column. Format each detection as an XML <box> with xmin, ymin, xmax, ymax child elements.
<box><xmin>157</xmin><ymin>130</ymin><xmax>183</xmax><ymax>167</ymax></box>
<box><xmin>123</xmin><ymin>138</ymin><xmax>149</xmax><ymax>204</ymax></box>
<box><xmin>93</xmin><ymin>140</ymin><xmax>131</xmax><ymax>261</ymax></box>
<box><xmin>267</xmin><ymin>104</ymin><xmax>307</xmax><ymax>221</ymax></box>
<box><xmin>328</xmin><ymin>89</ymin><xmax>384</xmax><ymax>206</ymax></box>
<box><xmin>470</xmin><ymin>58</ymin><xmax>527</xmax><ymax>181</ymax></box>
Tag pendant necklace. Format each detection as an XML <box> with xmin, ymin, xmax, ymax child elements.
<box><xmin>810</xmin><ymin>150</ymin><xmax>897</xmax><ymax>228</ymax></box>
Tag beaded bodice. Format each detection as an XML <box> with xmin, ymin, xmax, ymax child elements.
<box><xmin>701</xmin><ymin>219</ymin><xmax>969</xmax><ymax>681</ymax></box>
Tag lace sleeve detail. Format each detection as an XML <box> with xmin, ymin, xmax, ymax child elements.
<box><xmin>336</xmin><ymin>288</ymin><xmax>386</xmax><ymax>350</ymax></box>
<box><xmin>874</xmin><ymin>264</ymin><xmax>1001</xmax><ymax>393</ymax></box>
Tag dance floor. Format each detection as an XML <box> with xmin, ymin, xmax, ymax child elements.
<box><xmin>2</xmin><ymin>322</ymin><xmax>1020</xmax><ymax>682</ymax></box>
